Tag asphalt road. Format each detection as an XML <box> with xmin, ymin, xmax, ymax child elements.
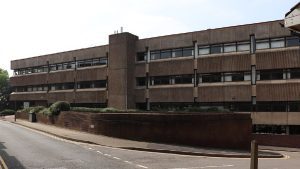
<box><xmin>0</xmin><ymin>120</ymin><xmax>300</xmax><ymax>169</ymax></box>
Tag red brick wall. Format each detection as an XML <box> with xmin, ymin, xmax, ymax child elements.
<box><xmin>253</xmin><ymin>134</ymin><xmax>300</xmax><ymax>148</ymax></box>
<box><xmin>17</xmin><ymin>111</ymin><xmax>252</xmax><ymax>149</ymax></box>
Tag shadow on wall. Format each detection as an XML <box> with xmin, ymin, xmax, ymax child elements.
<box><xmin>0</xmin><ymin>141</ymin><xmax>25</xmax><ymax>169</ymax></box>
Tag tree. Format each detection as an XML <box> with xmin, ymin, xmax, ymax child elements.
<box><xmin>0</xmin><ymin>68</ymin><xmax>10</xmax><ymax>111</ymax></box>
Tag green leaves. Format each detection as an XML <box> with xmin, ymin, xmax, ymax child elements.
<box><xmin>0</xmin><ymin>68</ymin><xmax>10</xmax><ymax>111</ymax></box>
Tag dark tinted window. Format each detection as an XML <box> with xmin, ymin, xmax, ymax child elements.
<box><xmin>259</xmin><ymin>70</ymin><xmax>283</xmax><ymax>80</ymax></box>
<box><xmin>137</xmin><ymin>52</ymin><xmax>146</xmax><ymax>61</ymax></box>
<box><xmin>232</xmin><ymin>73</ymin><xmax>244</xmax><ymax>81</ymax></box>
<box><xmin>182</xmin><ymin>48</ymin><xmax>194</xmax><ymax>56</ymax></box>
<box><xmin>160</xmin><ymin>50</ymin><xmax>172</xmax><ymax>59</ymax></box>
<box><xmin>290</xmin><ymin>69</ymin><xmax>300</xmax><ymax>79</ymax></box>
<box><xmin>150</xmin><ymin>51</ymin><xmax>160</xmax><ymax>60</ymax></box>
<box><xmin>94</xmin><ymin>80</ymin><xmax>107</xmax><ymax>88</ymax></box>
<box><xmin>152</xmin><ymin>76</ymin><xmax>170</xmax><ymax>85</ymax></box>
<box><xmin>174</xmin><ymin>75</ymin><xmax>193</xmax><ymax>84</ymax></box>
<box><xmin>136</xmin><ymin>77</ymin><xmax>146</xmax><ymax>86</ymax></box>
<box><xmin>202</xmin><ymin>73</ymin><xmax>222</xmax><ymax>83</ymax></box>
<box><xmin>210</xmin><ymin>45</ymin><xmax>223</xmax><ymax>54</ymax></box>
<box><xmin>286</xmin><ymin>36</ymin><xmax>300</xmax><ymax>47</ymax></box>
<box><xmin>173</xmin><ymin>49</ymin><xmax>182</xmax><ymax>57</ymax></box>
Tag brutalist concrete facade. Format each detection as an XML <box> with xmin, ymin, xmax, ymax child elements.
<box><xmin>10</xmin><ymin>20</ymin><xmax>300</xmax><ymax>129</ymax></box>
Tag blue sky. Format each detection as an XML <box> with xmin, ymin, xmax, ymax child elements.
<box><xmin>0</xmin><ymin>0</ymin><xmax>298</xmax><ymax>75</ymax></box>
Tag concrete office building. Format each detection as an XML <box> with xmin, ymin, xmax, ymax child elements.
<box><xmin>10</xmin><ymin>20</ymin><xmax>300</xmax><ymax>134</ymax></box>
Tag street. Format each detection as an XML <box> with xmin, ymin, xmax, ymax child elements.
<box><xmin>0</xmin><ymin>120</ymin><xmax>299</xmax><ymax>169</ymax></box>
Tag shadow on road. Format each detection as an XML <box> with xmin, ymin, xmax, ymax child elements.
<box><xmin>0</xmin><ymin>141</ymin><xmax>25</xmax><ymax>169</ymax></box>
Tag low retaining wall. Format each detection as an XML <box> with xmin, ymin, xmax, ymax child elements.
<box><xmin>253</xmin><ymin>134</ymin><xmax>300</xmax><ymax>148</ymax></box>
<box><xmin>16</xmin><ymin>111</ymin><xmax>252</xmax><ymax>149</ymax></box>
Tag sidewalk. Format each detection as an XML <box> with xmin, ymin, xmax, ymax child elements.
<box><xmin>2</xmin><ymin>116</ymin><xmax>282</xmax><ymax>158</ymax></box>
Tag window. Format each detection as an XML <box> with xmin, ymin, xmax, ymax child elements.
<box><xmin>210</xmin><ymin>44</ymin><xmax>223</xmax><ymax>54</ymax></box>
<box><xmin>172</xmin><ymin>49</ymin><xmax>182</xmax><ymax>57</ymax></box>
<box><xmin>224</xmin><ymin>73</ymin><xmax>244</xmax><ymax>82</ymax></box>
<box><xmin>237</xmin><ymin>41</ymin><xmax>250</xmax><ymax>51</ymax></box>
<box><xmin>77</xmin><ymin>81</ymin><xmax>92</xmax><ymax>89</ymax></box>
<box><xmin>290</xmin><ymin>69</ymin><xmax>300</xmax><ymax>79</ymax></box>
<box><xmin>136</xmin><ymin>77</ymin><xmax>146</xmax><ymax>86</ymax></box>
<box><xmin>244</xmin><ymin>72</ymin><xmax>251</xmax><ymax>81</ymax></box>
<box><xmin>174</xmin><ymin>75</ymin><xmax>193</xmax><ymax>84</ymax></box>
<box><xmin>94</xmin><ymin>80</ymin><xmax>107</xmax><ymax>88</ymax></box>
<box><xmin>198</xmin><ymin>46</ymin><xmax>210</xmax><ymax>56</ymax></box>
<box><xmin>137</xmin><ymin>52</ymin><xmax>146</xmax><ymax>61</ymax></box>
<box><xmin>160</xmin><ymin>50</ymin><xmax>172</xmax><ymax>59</ymax></box>
<box><xmin>99</xmin><ymin>57</ymin><xmax>108</xmax><ymax>65</ymax></box>
<box><xmin>224</xmin><ymin>43</ymin><xmax>236</xmax><ymax>53</ymax></box>
<box><xmin>63</xmin><ymin>83</ymin><xmax>74</xmax><ymax>90</ymax></box>
<box><xmin>150</xmin><ymin>51</ymin><xmax>160</xmax><ymax>60</ymax></box>
<box><xmin>286</xmin><ymin>36</ymin><xmax>300</xmax><ymax>47</ymax></box>
<box><xmin>182</xmin><ymin>48</ymin><xmax>194</xmax><ymax>57</ymax></box>
<box><xmin>271</xmin><ymin>38</ymin><xmax>285</xmax><ymax>48</ymax></box>
<box><xmin>259</xmin><ymin>70</ymin><xmax>284</xmax><ymax>80</ymax></box>
<box><xmin>256</xmin><ymin>39</ymin><xmax>270</xmax><ymax>50</ymax></box>
<box><xmin>26</xmin><ymin>68</ymin><xmax>32</xmax><ymax>74</ymax></box>
<box><xmin>201</xmin><ymin>73</ymin><xmax>222</xmax><ymax>83</ymax></box>
<box><xmin>50</xmin><ymin>64</ymin><xmax>56</xmax><ymax>71</ymax></box>
<box><xmin>151</xmin><ymin>76</ymin><xmax>170</xmax><ymax>85</ymax></box>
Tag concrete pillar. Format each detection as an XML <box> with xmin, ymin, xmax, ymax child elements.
<box><xmin>108</xmin><ymin>32</ymin><xmax>139</xmax><ymax>110</ymax></box>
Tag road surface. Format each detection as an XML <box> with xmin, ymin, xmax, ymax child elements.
<box><xmin>0</xmin><ymin>120</ymin><xmax>299</xmax><ymax>169</ymax></box>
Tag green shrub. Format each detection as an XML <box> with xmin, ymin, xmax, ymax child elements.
<box><xmin>70</xmin><ymin>107</ymin><xmax>136</xmax><ymax>113</ymax></box>
<box><xmin>0</xmin><ymin>109</ymin><xmax>16</xmax><ymax>116</ymax></box>
<box><xmin>40</xmin><ymin>108</ymin><xmax>52</xmax><ymax>116</ymax></box>
<box><xmin>49</xmin><ymin>101</ymin><xmax>70</xmax><ymax>116</ymax></box>
<box><xmin>17</xmin><ymin>107</ymin><xmax>34</xmax><ymax>114</ymax></box>
<box><xmin>29</xmin><ymin>106</ymin><xmax>45</xmax><ymax>114</ymax></box>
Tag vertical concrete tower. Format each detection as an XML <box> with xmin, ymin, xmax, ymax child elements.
<box><xmin>108</xmin><ymin>32</ymin><xmax>138</xmax><ymax>110</ymax></box>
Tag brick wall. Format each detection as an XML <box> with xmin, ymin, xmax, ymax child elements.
<box><xmin>20</xmin><ymin>112</ymin><xmax>251</xmax><ymax>149</ymax></box>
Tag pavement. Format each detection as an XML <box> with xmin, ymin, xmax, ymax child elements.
<box><xmin>1</xmin><ymin>115</ymin><xmax>282</xmax><ymax>158</ymax></box>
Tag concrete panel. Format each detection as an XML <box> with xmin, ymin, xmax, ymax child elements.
<box><xmin>149</xmin><ymin>59</ymin><xmax>194</xmax><ymax>76</ymax></box>
<box><xmin>197</xmin><ymin>54</ymin><xmax>251</xmax><ymax>73</ymax></box>
<box><xmin>76</xmin><ymin>67</ymin><xmax>107</xmax><ymax>82</ymax></box>
<box><xmin>256</xmin><ymin>48</ymin><xmax>300</xmax><ymax>70</ymax></box>
<box><xmin>10</xmin><ymin>73</ymin><xmax>48</xmax><ymax>86</ymax></box>
<box><xmin>10</xmin><ymin>92</ymin><xmax>47</xmax><ymax>101</ymax></box>
<box><xmin>48</xmin><ymin>71</ymin><xmax>75</xmax><ymax>83</ymax></box>
<box><xmin>150</xmin><ymin>87</ymin><xmax>194</xmax><ymax>102</ymax></box>
<box><xmin>75</xmin><ymin>90</ymin><xmax>106</xmax><ymax>103</ymax></box>
<box><xmin>251</xmin><ymin>112</ymin><xmax>288</xmax><ymax>125</ymax></box>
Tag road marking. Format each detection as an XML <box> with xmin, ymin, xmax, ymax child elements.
<box><xmin>136</xmin><ymin>164</ymin><xmax>148</xmax><ymax>168</ymax></box>
<box><xmin>96</xmin><ymin>151</ymin><xmax>103</xmax><ymax>154</ymax></box>
<box><xmin>124</xmin><ymin>161</ymin><xmax>133</xmax><ymax>164</ymax></box>
<box><xmin>170</xmin><ymin>164</ymin><xmax>234</xmax><ymax>169</ymax></box>
<box><xmin>0</xmin><ymin>156</ymin><xmax>8</xmax><ymax>169</ymax></box>
<box><xmin>88</xmin><ymin>148</ymin><xmax>93</xmax><ymax>150</ymax></box>
<box><xmin>113</xmin><ymin>156</ymin><xmax>121</xmax><ymax>160</ymax></box>
<box><xmin>104</xmin><ymin>154</ymin><xmax>111</xmax><ymax>157</ymax></box>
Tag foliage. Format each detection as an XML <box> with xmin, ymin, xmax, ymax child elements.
<box><xmin>0</xmin><ymin>68</ymin><xmax>10</xmax><ymax>111</ymax></box>
<box><xmin>71</xmin><ymin>107</ymin><xmax>120</xmax><ymax>113</ymax></box>
<box><xmin>27</xmin><ymin>106</ymin><xmax>45</xmax><ymax>114</ymax></box>
<box><xmin>49</xmin><ymin>101</ymin><xmax>70</xmax><ymax>116</ymax></box>
<box><xmin>0</xmin><ymin>109</ymin><xmax>15</xmax><ymax>116</ymax></box>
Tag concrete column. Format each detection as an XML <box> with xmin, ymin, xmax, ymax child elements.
<box><xmin>108</xmin><ymin>32</ymin><xmax>139</xmax><ymax>110</ymax></box>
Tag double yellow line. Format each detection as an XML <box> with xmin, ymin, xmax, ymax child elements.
<box><xmin>0</xmin><ymin>156</ymin><xmax>8</xmax><ymax>169</ymax></box>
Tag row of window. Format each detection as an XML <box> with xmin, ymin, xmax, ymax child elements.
<box><xmin>136</xmin><ymin>68</ymin><xmax>300</xmax><ymax>86</ymax></box>
<box><xmin>136</xmin><ymin>47</ymin><xmax>195</xmax><ymax>61</ymax></box>
<box><xmin>14</xmin><ymin>57</ymin><xmax>108</xmax><ymax>76</ymax></box>
<box><xmin>136</xmin><ymin>36</ymin><xmax>300</xmax><ymax>61</ymax></box>
<box><xmin>257</xmin><ymin>68</ymin><xmax>300</xmax><ymax>80</ymax></box>
<box><xmin>253</xmin><ymin>125</ymin><xmax>300</xmax><ymax>135</ymax></box>
<box><xmin>14</xmin><ymin>80</ymin><xmax>107</xmax><ymax>92</ymax></box>
<box><xmin>136</xmin><ymin>72</ymin><xmax>251</xmax><ymax>86</ymax></box>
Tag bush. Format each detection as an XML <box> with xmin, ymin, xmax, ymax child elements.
<box><xmin>40</xmin><ymin>108</ymin><xmax>52</xmax><ymax>116</ymax></box>
<box><xmin>17</xmin><ymin>107</ymin><xmax>34</xmax><ymax>114</ymax></box>
<box><xmin>29</xmin><ymin>106</ymin><xmax>45</xmax><ymax>114</ymax></box>
<box><xmin>70</xmin><ymin>107</ymin><xmax>136</xmax><ymax>113</ymax></box>
<box><xmin>0</xmin><ymin>109</ymin><xmax>16</xmax><ymax>116</ymax></box>
<box><xmin>49</xmin><ymin>101</ymin><xmax>70</xmax><ymax>116</ymax></box>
